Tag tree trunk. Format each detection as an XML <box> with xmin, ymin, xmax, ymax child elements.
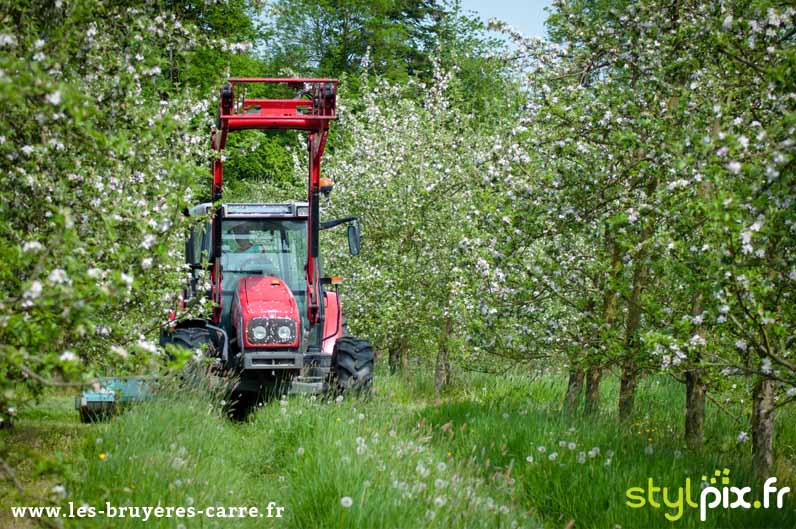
<box><xmin>564</xmin><ymin>367</ymin><xmax>584</xmax><ymax>415</ymax></box>
<box><xmin>685</xmin><ymin>293</ymin><xmax>706</xmax><ymax>448</ymax></box>
<box><xmin>618</xmin><ymin>362</ymin><xmax>638</xmax><ymax>421</ymax></box>
<box><xmin>587</xmin><ymin>235</ymin><xmax>620</xmax><ymax>416</ymax></box>
<box><xmin>618</xmin><ymin>176</ymin><xmax>655</xmax><ymax>421</ymax></box>
<box><xmin>618</xmin><ymin>260</ymin><xmax>646</xmax><ymax>421</ymax></box>
<box><xmin>389</xmin><ymin>341</ymin><xmax>400</xmax><ymax>374</ymax></box>
<box><xmin>685</xmin><ymin>370</ymin><xmax>706</xmax><ymax>448</ymax></box>
<box><xmin>584</xmin><ymin>366</ymin><xmax>602</xmax><ymax>415</ymax></box>
<box><xmin>434</xmin><ymin>316</ymin><xmax>452</xmax><ymax>395</ymax></box>
<box><xmin>752</xmin><ymin>376</ymin><xmax>776</xmax><ymax>478</ymax></box>
<box><xmin>389</xmin><ymin>336</ymin><xmax>408</xmax><ymax>374</ymax></box>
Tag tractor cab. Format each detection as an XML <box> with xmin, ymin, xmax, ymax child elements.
<box><xmin>185</xmin><ymin>202</ymin><xmax>310</xmax><ymax>334</ymax></box>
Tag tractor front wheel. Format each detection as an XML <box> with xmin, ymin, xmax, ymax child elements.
<box><xmin>331</xmin><ymin>337</ymin><xmax>374</xmax><ymax>397</ymax></box>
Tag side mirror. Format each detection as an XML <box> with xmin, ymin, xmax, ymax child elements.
<box><xmin>347</xmin><ymin>224</ymin><xmax>361</xmax><ymax>256</ymax></box>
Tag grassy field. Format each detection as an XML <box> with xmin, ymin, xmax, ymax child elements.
<box><xmin>2</xmin><ymin>371</ymin><xmax>795</xmax><ymax>529</ymax></box>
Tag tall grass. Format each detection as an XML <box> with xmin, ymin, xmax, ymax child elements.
<box><xmin>62</xmin><ymin>372</ymin><xmax>795</xmax><ymax>529</ymax></box>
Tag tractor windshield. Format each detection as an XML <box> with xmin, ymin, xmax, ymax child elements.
<box><xmin>220</xmin><ymin>219</ymin><xmax>307</xmax><ymax>324</ymax></box>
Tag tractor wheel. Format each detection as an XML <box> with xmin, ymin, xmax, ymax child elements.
<box><xmin>331</xmin><ymin>337</ymin><xmax>374</xmax><ymax>397</ymax></box>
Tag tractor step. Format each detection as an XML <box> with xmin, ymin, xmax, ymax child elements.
<box><xmin>288</xmin><ymin>376</ymin><xmax>326</xmax><ymax>395</ymax></box>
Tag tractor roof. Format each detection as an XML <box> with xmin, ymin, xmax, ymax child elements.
<box><xmin>189</xmin><ymin>202</ymin><xmax>309</xmax><ymax>218</ymax></box>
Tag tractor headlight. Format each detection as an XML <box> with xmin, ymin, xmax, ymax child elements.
<box><xmin>247</xmin><ymin>318</ymin><xmax>296</xmax><ymax>345</ymax></box>
<box><xmin>252</xmin><ymin>325</ymin><xmax>268</xmax><ymax>341</ymax></box>
<box><xmin>277</xmin><ymin>325</ymin><xmax>292</xmax><ymax>341</ymax></box>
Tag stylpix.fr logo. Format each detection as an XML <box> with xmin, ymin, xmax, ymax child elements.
<box><xmin>625</xmin><ymin>468</ymin><xmax>791</xmax><ymax>522</ymax></box>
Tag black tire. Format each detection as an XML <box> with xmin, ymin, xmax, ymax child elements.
<box><xmin>160</xmin><ymin>326</ymin><xmax>214</xmax><ymax>356</ymax></box>
<box><xmin>331</xmin><ymin>337</ymin><xmax>374</xmax><ymax>396</ymax></box>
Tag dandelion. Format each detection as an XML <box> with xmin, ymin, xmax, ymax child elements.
<box><xmin>674</xmin><ymin>450</ymin><xmax>682</xmax><ymax>459</ymax></box>
<box><xmin>416</xmin><ymin>463</ymin><xmax>430</xmax><ymax>477</ymax></box>
<box><xmin>558</xmin><ymin>440</ymin><xmax>566</xmax><ymax>448</ymax></box>
<box><xmin>335</xmin><ymin>395</ymin><xmax>344</xmax><ymax>404</ymax></box>
<box><xmin>340</xmin><ymin>496</ymin><xmax>353</xmax><ymax>508</ymax></box>
<box><xmin>645</xmin><ymin>445</ymin><xmax>654</xmax><ymax>456</ymax></box>
<box><xmin>606</xmin><ymin>449</ymin><xmax>615</xmax><ymax>458</ymax></box>
<box><xmin>51</xmin><ymin>485</ymin><xmax>66</xmax><ymax>499</ymax></box>
<box><xmin>98</xmin><ymin>452</ymin><xmax>106</xmax><ymax>460</ymax></box>
<box><xmin>426</xmin><ymin>510</ymin><xmax>436</xmax><ymax>520</ymax></box>
<box><xmin>567</xmin><ymin>442</ymin><xmax>577</xmax><ymax>450</ymax></box>
<box><xmin>356</xmin><ymin>445</ymin><xmax>366</xmax><ymax>455</ymax></box>
<box><xmin>357</xmin><ymin>412</ymin><xmax>365</xmax><ymax>420</ymax></box>
<box><xmin>577</xmin><ymin>452</ymin><xmax>586</xmax><ymax>464</ymax></box>
<box><xmin>526</xmin><ymin>455</ymin><xmax>534</xmax><ymax>463</ymax></box>
<box><xmin>434</xmin><ymin>496</ymin><xmax>447</xmax><ymax>507</ymax></box>
<box><xmin>588</xmin><ymin>447</ymin><xmax>599</xmax><ymax>458</ymax></box>
<box><xmin>548</xmin><ymin>452</ymin><xmax>558</xmax><ymax>461</ymax></box>
<box><xmin>296</xmin><ymin>447</ymin><xmax>305</xmax><ymax>456</ymax></box>
<box><xmin>435</xmin><ymin>478</ymin><xmax>447</xmax><ymax>489</ymax></box>
<box><xmin>436</xmin><ymin>461</ymin><xmax>446</xmax><ymax>472</ymax></box>
<box><xmin>604</xmin><ymin>458</ymin><xmax>612</xmax><ymax>466</ymax></box>
<box><xmin>537</xmin><ymin>445</ymin><xmax>546</xmax><ymax>453</ymax></box>
<box><xmin>499</xmin><ymin>505</ymin><xmax>510</xmax><ymax>514</ymax></box>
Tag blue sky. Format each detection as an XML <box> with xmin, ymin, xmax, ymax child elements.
<box><xmin>459</xmin><ymin>0</ymin><xmax>553</xmax><ymax>37</ymax></box>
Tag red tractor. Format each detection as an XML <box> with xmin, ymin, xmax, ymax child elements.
<box><xmin>160</xmin><ymin>78</ymin><xmax>374</xmax><ymax>409</ymax></box>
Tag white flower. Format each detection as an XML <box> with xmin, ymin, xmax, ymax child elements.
<box><xmin>722</xmin><ymin>14</ymin><xmax>733</xmax><ymax>30</ymax></box>
<box><xmin>24</xmin><ymin>280</ymin><xmax>43</xmax><ymax>300</ymax></box>
<box><xmin>761</xmin><ymin>358</ymin><xmax>772</xmax><ymax>374</ymax></box>
<box><xmin>120</xmin><ymin>273</ymin><xmax>134</xmax><ymax>286</ymax></box>
<box><xmin>60</xmin><ymin>351</ymin><xmax>78</xmax><ymax>362</ymax></box>
<box><xmin>141</xmin><ymin>257</ymin><xmax>153</xmax><ymax>270</ymax></box>
<box><xmin>46</xmin><ymin>90</ymin><xmax>62</xmax><ymax>105</ymax></box>
<box><xmin>340</xmin><ymin>496</ymin><xmax>353</xmax><ymax>508</ymax></box>
<box><xmin>786</xmin><ymin>387</ymin><xmax>796</xmax><ymax>398</ymax></box>
<box><xmin>142</xmin><ymin>234</ymin><xmax>157</xmax><ymax>249</ymax></box>
<box><xmin>727</xmin><ymin>161</ymin><xmax>742</xmax><ymax>174</ymax></box>
<box><xmin>737</xmin><ymin>431</ymin><xmax>749</xmax><ymax>443</ymax></box>
<box><xmin>50</xmin><ymin>485</ymin><xmax>66</xmax><ymax>499</ymax></box>
<box><xmin>0</xmin><ymin>33</ymin><xmax>17</xmax><ymax>47</ymax></box>
<box><xmin>23</xmin><ymin>241</ymin><xmax>43</xmax><ymax>252</ymax></box>
<box><xmin>48</xmin><ymin>268</ymin><xmax>68</xmax><ymax>284</ymax></box>
<box><xmin>111</xmin><ymin>345</ymin><xmax>128</xmax><ymax>359</ymax></box>
<box><xmin>22</xmin><ymin>145</ymin><xmax>34</xmax><ymax>156</ymax></box>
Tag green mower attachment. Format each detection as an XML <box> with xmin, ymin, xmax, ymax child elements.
<box><xmin>75</xmin><ymin>377</ymin><xmax>154</xmax><ymax>423</ymax></box>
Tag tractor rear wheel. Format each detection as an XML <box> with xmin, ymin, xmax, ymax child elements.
<box><xmin>331</xmin><ymin>337</ymin><xmax>374</xmax><ymax>397</ymax></box>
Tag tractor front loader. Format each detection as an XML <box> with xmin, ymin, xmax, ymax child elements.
<box><xmin>77</xmin><ymin>79</ymin><xmax>374</xmax><ymax>420</ymax></box>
